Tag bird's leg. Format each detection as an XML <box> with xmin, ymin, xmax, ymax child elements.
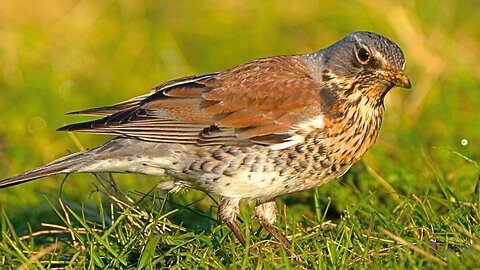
<box><xmin>218</xmin><ymin>197</ymin><xmax>245</xmax><ymax>246</ymax></box>
<box><xmin>255</xmin><ymin>201</ymin><xmax>292</xmax><ymax>251</ymax></box>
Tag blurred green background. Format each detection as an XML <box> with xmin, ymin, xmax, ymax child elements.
<box><xmin>0</xmin><ymin>0</ymin><xmax>479</xmax><ymax>232</ymax></box>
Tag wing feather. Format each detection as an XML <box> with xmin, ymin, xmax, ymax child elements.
<box><xmin>59</xmin><ymin>56</ymin><xmax>323</xmax><ymax>147</ymax></box>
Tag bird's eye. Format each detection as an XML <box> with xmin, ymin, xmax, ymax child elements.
<box><xmin>357</xmin><ymin>48</ymin><xmax>370</xmax><ymax>63</ymax></box>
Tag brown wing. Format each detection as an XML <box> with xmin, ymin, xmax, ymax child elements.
<box><xmin>67</xmin><ymin>73</ymin><xmax>219</xmax><ymax>116</ymax></box>
<box><xmin>59</xmin><ymin>56</ymin><xmax>323</xmax><ymax>146</ymax></box>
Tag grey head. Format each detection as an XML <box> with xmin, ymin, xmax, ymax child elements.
<box><xmin>305</xmin><ymin>31</ymin><xmax>411</xmax><ymax>99</ymax></box>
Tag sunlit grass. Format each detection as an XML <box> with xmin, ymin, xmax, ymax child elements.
<box><xmin>1</xmin><ymin>165</ymin><xmax>479</xmax><ymax>268</ymax></box>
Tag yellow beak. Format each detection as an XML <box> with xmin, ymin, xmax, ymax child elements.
<box><xmin>376</xmin><ymin>69</ymin><xmax>411</xmax><ymax>89</ymax></box>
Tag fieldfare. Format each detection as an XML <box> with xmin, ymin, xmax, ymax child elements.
<box><xmin>1</xmin><ymin>31</ymin><xmax>411</xmax><ymax>251</ymax></box>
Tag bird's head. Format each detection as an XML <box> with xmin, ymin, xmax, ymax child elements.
<box><xmin>308</xmin><ymin>31</ymin><xmax>411</xmax><ymax>102</ymax></box>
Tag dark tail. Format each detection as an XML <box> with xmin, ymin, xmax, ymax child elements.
<box><xmin>0</xmin><ymin>151</ymin><xmax>91</xmax><ymax>188</ymax></box>
<box><xmin>1</xmin><ymin>139</ymin><xmax>170</xmax><ymax>189</ymax></box>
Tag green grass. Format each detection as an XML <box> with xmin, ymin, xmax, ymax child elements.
<box><xmin>1</xmin><ymin>0</ymin><xmax>480</xmax><ymax>269</ymax></box>
<box><xmin>1</xmin><ymin>168</ymin><xmax>479</xmax><ymax>269</ymax></box>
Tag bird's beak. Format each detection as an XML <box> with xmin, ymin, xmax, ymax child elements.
<box><xmin>376</xmin><ymin>69</ymin><xmax>411</xmax><ymax>89</ymax></box>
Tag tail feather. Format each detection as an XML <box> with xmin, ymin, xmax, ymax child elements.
<box><xmin>1</xmin><ymin>139</ymin><xmax>173</xmax><ymax>189</ymax></box>
<box><xmin>0</xmin><ymin>152</ymin><xmax>90</xmax><ymax>188</ymax></box>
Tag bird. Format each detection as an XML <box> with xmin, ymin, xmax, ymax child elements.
<box><xmin>0</xmin><ymin>31</ymin><xmax>410</xmax><ymax>251</ymax></box>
